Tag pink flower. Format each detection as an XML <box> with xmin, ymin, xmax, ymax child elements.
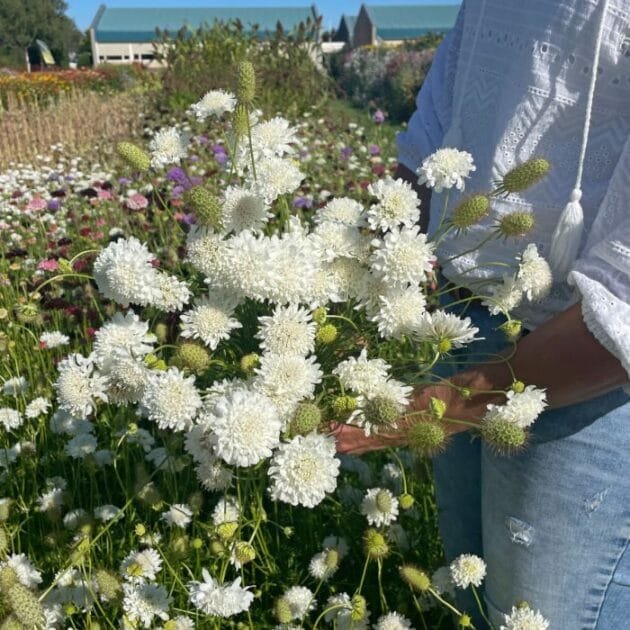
<box><xmin>27</xmin><ymin>197</ymin><xmax>47</xmax><ymax>211</ymax></box>
<box><xmin>126</xmin><ymin>193</ymin><xmax>149</xmax><ymax>210</ymax></box>
<box><xmin>37</xmin><ymin>259</ymin><xmax>59</xmax><ymax>272</ymax></box>
<box><xmin>97</xmin><ymin>189</ymin><xmax>113</xmax><ymax>200</ymax></box>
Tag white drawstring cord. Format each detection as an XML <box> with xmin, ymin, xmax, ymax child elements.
<box><xmin>548</xmin><ymin>0</ymin><xmax>611</xmax><ymax>281</ymax></box>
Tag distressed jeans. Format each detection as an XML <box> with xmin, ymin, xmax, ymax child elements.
<box><xmin>432</xmin><ymin>304</ymin><xmax>630</xmax><ymax>629</ymax></box>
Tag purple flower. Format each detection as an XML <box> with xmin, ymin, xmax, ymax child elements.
<box><xmin>369</xmin><ymin>144</ymin><xmax>381</xmax><ymax>156</ymax></box>
<box><xmin>182</xmin><ymin>213</ymin><xmax>197</xmax><ymax>226</ymax></box>
<box><xmin>190</xmin><ymin>176</ymin><xmax>203</xmax><ymax>186</ymax></box>
<box><xmin>215</xmin><ymin>152</ymin><xmax>228</xmax><ymax>166</ymax></box>
<box><xmin>197</xmin><ymin>135</ymin><xmax>209</xmax><ymax>145</ymax></box>
<box><xmin>167</xmin><ymin>167</ymin><xmax>193</xmax><ymax>190</ymax></box>
<box><xmin>293</xmin><ymin>196</ymin><xmax>312</xmax><ymax>209</ymax></box>
<box><xmin>212</xmin><ymin>143</ymin><xmax>226</xmax><ymax>154</ymax></box>
<box><xmin>171</xmin><ymin>185</ymin><xmax>186</xmax><ymax>199</ymax></box>
<box><xmin>373</xmin><ymin>109</ymin><xmax>386</xmax><ymax>124</ymax></box>
<box><xmin>189</xmin><ymin>155</ymin><xmax>199</xmax><ymax>163</ymax></box>
<box><xmin>118</xmin><ymin>177</ymin><xmax>132</xmax><ymax>185</ymax></box>
<box><xmin>340</xmin><ymin>146</ymin><xmax>353</xmax><ymax>161</ymax></box>
<box><xmin>47</xmin><ymin>199</ymin><xmax>61</xmax><ymax>211</ymax></box>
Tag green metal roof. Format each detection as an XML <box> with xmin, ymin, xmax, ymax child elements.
<box><xmin>91</xmin><ymin>4</ymin><xmax>320</xmax><ymax>42</ymax></box>
<box><xmin>363</xmin><ymin>4</ymin><xmax>460</xmax><ymax>39</ymax></box>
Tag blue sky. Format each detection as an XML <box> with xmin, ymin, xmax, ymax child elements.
<box><xmin>66</xmin><ymin>0</ymin><xmax>461</xmax><ymax>32</ymax></box>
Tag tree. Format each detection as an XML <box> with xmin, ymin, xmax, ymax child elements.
<box><xmin>0</xmin><ymin>0</ymin><xmax>81</xmax><ymax>69</ymax></box>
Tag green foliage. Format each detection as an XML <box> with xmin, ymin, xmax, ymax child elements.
<box><xmin>154</xmin><ymin>19</ymin><xmax>331</xmax><ymax>116</ymax></box>
<box><xmin>328</xmin><ymin>35</ymin><xmax>442</xmax><ymax>123</ymax></box>
<box><xmin>0</xmin><ymin>0</ymin><xmax>81</xmax><ymax>68</ymax></box>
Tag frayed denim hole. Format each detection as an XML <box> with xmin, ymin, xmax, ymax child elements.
<box><xmin>505</xmin><ymin>516</ymin><xmax>534</xmax><ymax>547</ymax></box>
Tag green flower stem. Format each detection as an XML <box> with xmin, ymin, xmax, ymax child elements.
<box><xmin>471</xmin><ymin>585</ymin><xmax>493</xmax><ymax>629</ymax></box>
<box><xmin>428</xmin><ymin>586</ymin><xmax>465</xmax><ymax>619</ymax></box>
<box><xmin>312</xmin><ymin>603</ymin><xmax>346</xmax><ymax>629</ymax></box>
<box><xmin>434</xmin><ymin>190</ymin><xmax>451</xmax><ymax>235</ymax></box>
<box><xmin>356</xmin><ymin>554</ymin><xmax>371</xmax><ymax>595</ymax></box>
<box><xmin>326</xmin><ymin>314</ymin><xmax>360</xmax><ymax>333</ymax></box>
<box><xmin>377</xmin><ymin>557</ymin><xmax>388</xmax><ymax>612</ymax></box>
<box><xmin>441</xmin><ymin>230</ymin><xmax>500</xmax><ymax>265</ymax></box>
<box><xmin>33</xmin><ymin>272</ymin><xmax>94</xmax><ymax>293</ymax></box>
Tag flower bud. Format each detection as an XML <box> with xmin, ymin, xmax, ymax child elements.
<box><xmin>144</xmin><ymin>354</ymin><xmax>167</xmax><ymax>371</ymax></box>
<box><xmin>351</xmin><ymin>594</ymin><xmax>368</xmax><ymax>621</ymax></box>
<box><xmin>429</xmin><ymin>397</ymin><xmax>447</xmax><ymax>419</ymax></box>
<box><xmin>459</xmin><ymin>613</ymin><xmax>474</xmax><ymax>628</ymax></box>
<box><xmin>316</xmin><ymin>323</ymin><xmax>338</xmax><ymax>345</ymax></box>
<box><xmin>154</xmin><ymin>322</ymin><xmax>168</xmax><ymax>344</ymax></box>
<box><xmin>240</xmin><ymin>352</ymin><xmax>260</xmax><ymax>373</ymax></box>
<box><xmin>170</xmin><ymin>535</ymin><xmax>189</xmax><ymax>557</ymax></box>
<box><xmin>497</xmin><ymin>211</ymin><xmax>536</xmax><ymax>238</ymax></box>
<box><xmin>174</xmin><ymin>341</ymin><xmax>211</xmax><ymax>374</ymax></box>
<box><xmin>117</xmin><ymin>141</ymin><xmax>151</xmax><ymax>172</ymax></box>
<box><xmin>312</xmin><ymin>307</ymin><xmax>327</xmax><ymax>325</ymax></box>
<box><xmin>400</xmin><ymin>564</ymin><xmax>431</xmax><ymax>592</ymax></box>
<box><xmin>324</xmin><ymin>548</ymin><xmax>340</xmax><ymax>570</ymax></box>
<box><xmin>437</xmin><ymin>338</ymin><xmax>452</xmax><ymax>354</ymax></box>
<box><xmin>288</xmin><ymin>402</ymin><xmax>321</xmax><ymax>437</ymax></box>
<box><xmin>217</xmin><ymin>521</ymin><xmax>239</xmax><ymax>541</ymax></box>
<box><xmin>134</xmin><ymin>523</ymin><xmax>146</xmax><ymax>537</ymax></box>
<box><xmin>399</xmin><ymin>493</ymin><xmax>415</xmax><ymax>510</ymax></box>
<box><xmin>192</xmin><ymin>537</ymin><xmax>203</xmax><ymax>550</ymax></box>
<box><xmin>451</xmin><ymin>195</ymin><xmax>490</xmax><ymax>229</ymax></box>
<box><xmin>481</xmin><ymin>418</ymin><xmax>527</xmax><ymax>455</ymax></box>
<box><xmin>511</xmin><ymin>380</ymin><xmax>526</xmax><ymax>394</ymax></box>
<box><xmin>209</xmin><ymin>539</ymin><xmax>225</xmax><ymax>555</ymax></box>
<box><xmin>496</xmin><ymin>158</ymin><xmax>550</xmax><ymax>194</ymax></box>
<box><xmin>500</xmin><ymin>319</ymin><xmax>522</xmax><ymax>342</ymax></box>
<box><xmin>406</xmin><ymin>420</ymin><xmax>447</xmax><ymax>458</ymax></box>
<box><xmin>185</xmin><ymin>186</ymin><xmax>223</xmax><ymax>230</ymax></box>
<box><xmin>332</xmin><ymin>395</ymin><xmax>358</xmax><ymax>417</ymax></box>
<box><xmin>188</xmin><ymin>491</ymin><xmax>203</xmax><ymax>514</ymax></box>
<box><xmin>236</xmin><ymin>61</ymin><xmax>256</xmax><ymax>105</ymax></box>
<box><xmin>363</xmin><ymin>528</ymin><xmax>389</xmax><ymax>559</ymax></box>
<box><xmin>0</xmin><ymin>499</ymin><xmax>11</xmax><ymax>522</ymax></box>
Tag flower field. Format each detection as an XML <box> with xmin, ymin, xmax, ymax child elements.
<box><xmin>0</xmin><ymin>60</ymin><xmax>552</xmax><ymax>630</ymax></box>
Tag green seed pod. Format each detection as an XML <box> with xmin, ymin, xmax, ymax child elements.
<box><xmin>0</xmin><ymin>566</ymin><xmax>18</xmax><ymax>591</ymax></box>
<box><xmin>362</xmin><ymin>396</ymin><xmax>399</xmax><ymax>430</ymax></box>
<box><xmin>324</xmin><ymin>548</ymin><xmax>339</xmax><ymax>570</ymax></box>
<box><xmin>185</xmin><ymin>186</ymin><xmax>223</xmax><ymax>230</ymax></box>
<box><xmin>240</xmin><ymin>352</ymin><xmax>260</xmax><ymax>373</ymax></box>
<box><xmin>406</xmin><ymin>420</ymin><xmax>447</xmax><ymax>458</ymax></box>
<box><xmin>511</xmin><ymin>380</ymin><xmax>526</xmax><ymax>394</ymax></box>
<box><xmin>0</xmin><ymin>499</ymin><xmax>11</xmax><ymax>522</ymax></box>
<box><xmin>216</xmin><ymin>521</ymin><xmax>239</xmax><ymax>541</ymax></box>
<box><xmin>496</xmin><ymin>158</ymin><xmax>550</xmax><ymax>194</ymax></box>
<box><xmin>497</xmin><ymin>211</ymin><xmax>536</xmax><ymax>238</ymax></box>
<box><xmin>117</xmin><ymin>141</ymin><xmax>151</xmax><ymax>172</ymax></box>
<box><xmin>429</xmin><ymin>396</ymin><xmax>447</xmax><ymax>420</ymax></box>
<box><xmin>363</xmin><ymin>528</ymin><xmax>389</xmax><ymax>560</ymax></box>
<box><xmin>288</xmin><ymin>402</ymin><xmax>322</xmax><ymax>437</ymax></box>
<box><xmin>95</xmin><ymin>569</ymin><xmax>122</xmax><ymax>602</ymax></box>
<box><xmin>481</xmin><ymin>418</ymin><xmax>527</xmax><ymax>455</ymax></box>
<box><xmin>399</xmin><ymin>493</ymin><xmax>415</xmax><ymax>510</ymax></box>
<box><xmin>236</xmin><ymin>61</ymin><xmax>256</xmax><ymax>105</ymax></box>
<box><xmin>451</xmin><ymin>194</ymin><xmax>490</xmax><ymax>229</ymax></box>
<box><xmin>351</xmin><ymin>594</ymin><xmax>368</xmax><ymax>621</ymax></box>
<box><xmin>174</xmin><ymin>341</ymin><xmax>211</xmax><ymax>374</ymax></box>
<box><xmin>315</xmin><ymin>323</ymin><xmax>338</xmax><ymax>345</ymax></box>
<box><xmin>312</xmin><ymin>307</ymin><xmax>327</xmax><ymax>325</ymax></box>
<box><xmin>400</xmin><ymin>564</ymin><xmax>431</xmax><ymax>592</ymax></box>
<box><xmin>154</xmin><ymin>322</ymin><xmax>169</xmax><ymax>344</ymax></box>
<box><xmin>6</xmin><ymin>583</ymin><xmax>44</xmax><ymax>628</ymax></box>
<box><xmin>500</xmin><ymin>319</ymin><xmax>523</xmax><ymax>342</ymax></box>
<box><xmin>459</xmin><ymin>613</ymin><xmax>474</xmax><ymax>628</ymax></box>
<box><xmin>234</xmin><ymin>541</ymin><xmax>256</xmax><ymax>565</ymax></box>
<box><xmin>209</xmin><ymin>539</ymin><xmax>225</xmax><ymax>555</ymax></box>
<box><xmin>331</xmin><ymin>395</ymin><xmax>358</xmax><ymax>417</ymax></box>
<box><xmin>232</xmin><ymin>103</ymin><xmax>250</xmax><ymax>137</ymax></box>
<box><xmin>274</xmin><ymin>597</ymin><xmax>293</xmax><ymax>624</ymax></box>
<box><xmin>170</xmin><ymin>535</ymin><xmax>189</xmax><ymax>557</ymax></box>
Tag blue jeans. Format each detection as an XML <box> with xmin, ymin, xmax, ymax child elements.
<box><xmin>432</xmin><ymin>304</ymin><xmax>630</xmax><ymax>629</ymax></box>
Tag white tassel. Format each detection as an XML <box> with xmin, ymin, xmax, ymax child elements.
<box><xmin>548</xmin><ymin>188</ymin><xmax>584</xmax><ymax>282</ymax></box>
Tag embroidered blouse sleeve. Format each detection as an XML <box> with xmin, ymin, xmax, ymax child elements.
<box><xmin>396</xmin><ymin>1</ymin><xmax>466</xmax><ymax>172</ymax></box>
<box><xmin>569</xmin><ymin>143</ymin><xmax>630</xmax><ymax>379</ymax></box>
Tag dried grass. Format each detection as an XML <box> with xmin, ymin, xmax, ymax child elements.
<box><xmin>0</xmin><ymin>90</ymin><xmax>146</xmax><ymax>169</ymax></box>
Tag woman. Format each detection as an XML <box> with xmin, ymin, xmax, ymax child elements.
<box><xmin>333</xmin><ymin>1</ymin><xmax>630</xmax><ymax>627</ymax></box>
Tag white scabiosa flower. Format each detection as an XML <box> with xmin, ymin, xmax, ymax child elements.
<box><xmin>153</xmin><ymin>273</ymin><xmax>191</xmax><ymax>312</ymax></box>
<box><xmin>1</xmin><ymin>553</ymin><xmax>43</xmax><ymax>588</ymax></box>
<box><xmin>140</xmin><ymin>368</ymin><xmax>202</xmax><ymax>432</ymax></box>
<box><xmin>120</xmin><ymin>548</ymin><xmax>163</xmax><ymax>582</ymax></box>
<box><xmin>253</xmin><ymin>156</ymin><xmax>304</xmax><ymax>201</ymax></box>
<box><xmin>149</xmin><ymin>126</ymin><xmax>189</xmax><ymax>169</ymax></box>
<box><xmin>311</xmin><ymin>221</ymin><xmax>364</xmax><ymax>262</ymax></box>
<box><xmin>333</xmin><ymin>349</ymin><xmax>391</xmax><ymax>393</ymax></box>
<box><xmin>185</xmin><ymin>227</ymin><xmax>228</xmax><ymax>281</ymax></box>
<box><xmin>204</xmin><ymin>387</ymin><xmax>281</xmax><ymax>467</ymax></box>
<box><xmin>122</xmin><ymin>582</ymin><xmax>171</xmax><ymax>628</ymax></box>
<box><xmin>309</xmin><ymin>550</ymin><xmax>338</xmax><ymax>581</ymax></box>
<box><xmin>65</xmin><ymin>432</ymin><xmax>98</xmax><ymax>459</ymax></box>
<box><xmin>372</xmin><ymin>287</ymin><xmax>427</xmax><ymax>339</ymax></box>
<box><xmin>268</xmin><ymin>433</ymin><xmax>340</xmax><ymax>507</ymax></box>
<box><xmin>374</xmin><ymin>612</ymin><xmax>415</xmax><ymax>630</ymax></box>
<box><xmin>314</xmin><ymin>197</ymin><xmax>365</xmax><ymax>226</ymax></box>
<box><xmin>162</xmin><ymin>503</ymin><xmax>193</xmax><ymax>528</ymax></box>
<box><xmin>250</xmin><ymin>116</ymin><xmax>298</xmax><ymax>159</ymax></box>
<box><xmin>222</xmin><ymin>185</ymin><xmax>271</xmax><ymax>233</ymax></box>
<box><xmin>500</xmin><ymin>605</ymin><xmax>550</xmax><ymax>630</ymax></box>
<box><xmin>211</xmin><ymin>496</ymin><xmax>240</xmax><ymax>525</ymax></box>
<box><xmin>100</xmin><ymin>355</ymin><xmax>151</xmax><ymax>405</ymax></box>
<box><xmin>369</xmin><ymin>226</ymin><xmax>436</xmax><ymax>287</ymax></box>
<box><xmin>416</xmin><ymin>148</ymin><xmax>476</xmax><ymax>193</ymax></box>
<box><xmin>39</xmin><ymin>331</ymin><xmax>70</xmax><ymax>349</ymax></box>
<box><xmin>449</xmin><ymin>553</ymin><xmax>487</xmax><ymax>589</ymax></box>
<box><xmin>180</xmin><ymin>293</ymin><xmax>242</xmax><ymax>350</ymax></box>
<box><xmin>92</xmin><ymin>311</ymin><xmax>156</xmax><ymax>365</ymax></box>
<box><xmin>360</xmin><ymin>487</ymin><xmax>400</xmax><ymax>527</ymax></box>
<box><xmin>2</xmin><ymin>376</ymin><xmax>28</xmax><ymax>395</ymax></box>
<box><xmin>24</xmin><ymin>397</ymin><xmax>51</xmax><ymax>419</ymax></box>
<box><xmin>414</xmin><ymin>311</ymin><xmax>480</xmax><ymax>350</ymax></box>
<box><xmin>516</xmin><ymin>244</ymin><xmax>553</xmax><ymax>302</ymax></box>
<box><xmin>484</xmin><ymin>385</ymin><xmax>547</xmax><ymax>429</ymax></box>
<box><xmin>482</xmin><ymin>275</ymin><xmax>523</xmax><ymax>316</ymax></box>
<box><xmin>188</xmin><ymin>89</ymin><xmax>236</xmax><ymax>121</ymax></box>
<box><xmin>55</xmin><ymin>354</ymin><xmax>108</xmax><ymax>417</ymax></box>
<box><xmin>366</xmin><ymin>178</ymin><xmax>420</xmax><ymax>231</ymax></box>
<box><xmin>94</xmin><ymin>504</ymin><xmax>122</xmax><ymax>522</ymax></box>
<box><xmin>282</xmin><ymin>585</ymin><xmax>316</xmax><ymax>619</ymax></box>
<box><xmin>187</xmin><ymin>570</ymin><xmax>254</xmax><ymax>617</ymax></box>
<box><xmin>0</xmin><ymin>408</ymin><xmax>23</xmax><ymax>431</ymax></box>
<box><xmin>256</xmin><ymin>304</ymin><xmax>316</xmax><ymax>356</ymax></box>
<box><xmin>93</xmin><ymin>237</ymin><xmax>161</xmax><ymax>307</ymax></box>
<box><xmin>195</xmin><ymin>457</ymin><xmax>233</xmax><ymax>492</ymax></box>
<box><xmin>253</xmin><ymin>354</ymin><xmax>322</xmax><ymax>422</ymax></box>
